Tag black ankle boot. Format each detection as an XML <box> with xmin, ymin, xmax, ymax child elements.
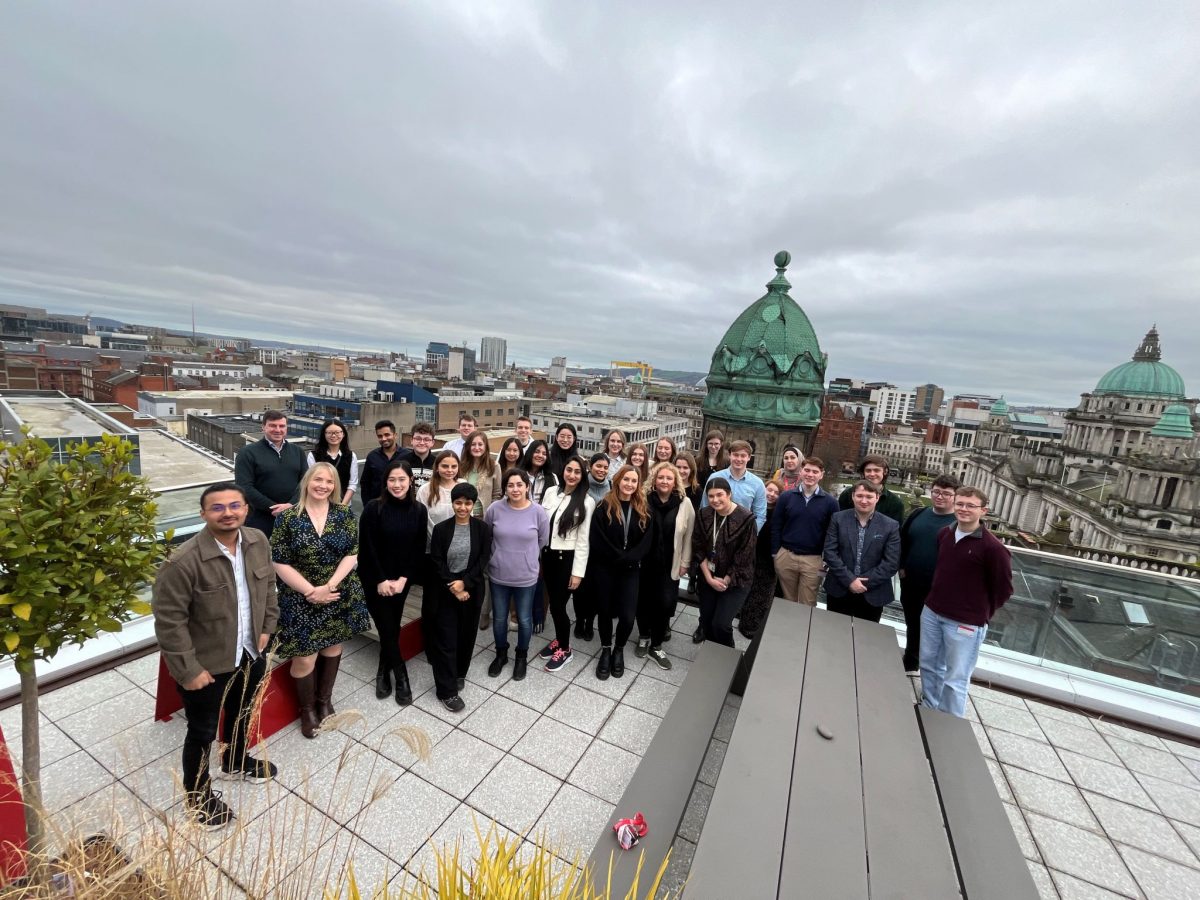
<box><xmin>488</xmin><ymin>649</ymin><xmax>509</xmax><ymax>678</ymax></box>
<box><xmin>596</xmin><ymin>647</ymin><xmax>611</xmax><ymax>681</ymax></box>
<box><xmin>611</xmin><ymin>646</ymin><xmax>626</xmax><ymax>678</ymax></box>
<box><xmin>513</xmin><ymin>649</ymin><xmax>528</xmax><ymax>681</ymax></box>
<box><xmin>375</xmin><ymin>656</ymin><xmax>392</xmax><ymax>699</ymax></box>
<box><xmin>393</xmin><ymin>662</ymin><xmax>412</xmax><ymax>706</ymax></box>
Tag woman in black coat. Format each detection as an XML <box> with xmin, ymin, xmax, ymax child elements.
<box><xmin>427</xmin><ymin>482</ymin><xmax>493</xmax><ymax>713</ymax></box>
<box><xmin>358</xmin><ymin>459</ymin><xmax>427</xmax><ymax>705</ymax></box>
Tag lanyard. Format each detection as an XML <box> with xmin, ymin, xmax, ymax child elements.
<box><xmin>622</xmin><ymin>502</ymin><xmax>634</xmax><ymax>548</ymax></box>
<box><xmin>710</xmin><ymin>513</ymin><xmax>728</xmax><ymax>555</ymax></box>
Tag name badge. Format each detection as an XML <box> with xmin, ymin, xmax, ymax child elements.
<box><xmin>957</xmin><ymin>624</ymin><xmax>977</xmax><ymax>636</ymax></box>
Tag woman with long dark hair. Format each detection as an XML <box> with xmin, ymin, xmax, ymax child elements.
<box><xmin>548</xmin><ymin>423</ymin><xmax>579</xmax><ymax>481</ymax></box>
<box><xmin>589</xmin><ymin>465</ymin><xmax>655</xmax><ymax>681</ymax></box>
<box><xmin>358</xmin><ymin>459</ymin><xmax>426</xmax><ymax>705</ymax></box>
<box><xmin>636</xmin><ymin>462</ymin><xmax>695</xmax><ymax>669</ymax></box>
<box><xmin>697</xmin><ymin>429</ymin><xmax>730</xmax><ymax>488</ymax></box>
<box><xmin>538</xmin><ymin>456</ymin><xmax>594</xmax><ymax>673</ymax></box>
<box><xmin>498</xmin><ymin>437</ymin><xmax>525</xmax><ymax>473</ymax></box>
<box><xmin>306</xmin><ymin>418</ymin><xmax>359</xmax><ymax>505</ymax></box>
<box><xmin>519</xmin><ymin>439</ymin><xmax>559</xmax><ymax>504</ymax></box>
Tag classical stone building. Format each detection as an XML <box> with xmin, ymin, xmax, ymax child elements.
<box><xmin>949</xmin><ymin>327</ymin><xmax>1199</xmax><ymax>564</ymax></box>
<box><xmin>701</xmin><ymin>252</ymin><xmax>827</xmax><ymax>475</ymax></box>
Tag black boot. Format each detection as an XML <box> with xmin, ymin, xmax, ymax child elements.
<box><xmin>314</xmin><ymin>654</ymin><xmax>341</xmax><ymax>723</ymax></box>
<box><xmin>488</xmin><ymin>648</ymin><xmax>509</xmax><ymax>678</ymax></box>
<box><xmin>393</xmin><ymin>660</ymin><xmax>412</xmax><ymax>706</ymax></box>
<box><xmin>294</xmin><ymin>672</ymin><xmax>320</xmax><ymax>739</ymax></box>
<box><xmin>611</xmin><ymin>646</ymin><xmax>626</xmax><ymax>678</ymax></box>
<box><xmin>513</xmin><ymin>649</ymin><xmax>528</xmax><ymax>681</ymax></box>
<box><xmin>375</xmin><ymin>654</ymin><xmax>392</xmax><ymax>699</ymax></box>
<box><xmin>596</xmin><ymin>647</ymin><xmax>611</xmax><ymax>681</ymax></box>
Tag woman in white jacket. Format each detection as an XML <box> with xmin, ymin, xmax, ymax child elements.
<box><xmin>538</xmin><ymin>456</ymin><xmax>595</xmax><ymax>672</ymax></box>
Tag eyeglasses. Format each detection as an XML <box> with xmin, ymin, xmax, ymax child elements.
<box><xmin>207</xmin><ymin>502</ymin><xmax>245</xmax><ymax>513</ymax></box>
<box><xmin>953</xmin><ymin>502</ymin><xmax>983</xmax><ymax>510</ymax></box>
<box><xmin>930</xmin><ymin>489</ymin><xmax>956</xmax><ymax>498</ymax></box>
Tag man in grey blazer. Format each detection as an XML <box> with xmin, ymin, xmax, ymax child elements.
<box><xmin>822</xmin><ymin>480</ymin><xmax>901</xmax><ymax>622</ymax></box>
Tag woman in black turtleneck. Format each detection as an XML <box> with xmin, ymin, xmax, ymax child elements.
<box><xmin>358</xmin><ymin>459</ymin><xmax>427</xmax><ymax>705</ymax></box>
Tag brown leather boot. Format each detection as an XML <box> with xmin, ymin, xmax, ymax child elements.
<box><xmin>314</xmin><ymin>653</ymin><xmax>341</xmax><ymax>722</ymax></box>
<box><xmin>294</xmin><ymin>671</ymin><xmax>320</xmax><ymax>739</ymax></box>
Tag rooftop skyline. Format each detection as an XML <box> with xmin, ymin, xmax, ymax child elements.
<box><xmin>2</xmin><ymin>2</ymin><xmax>1198</xmax><ymax>407</ymax></box>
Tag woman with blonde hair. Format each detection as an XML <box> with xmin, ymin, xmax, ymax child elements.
<box><xmin>458</xmin><ymin>430</ymin><xmax>502</xmax><ymax>517</ymax></box>
<box><xmin>636</xmin><ymin>461</ymin><xmax>695</xmax><ymax>668</ymax></box>
<box><xmin>589</xmin><ymin>465</ymin><xmax>655</xmax><ymax>680</ymax></box>
<box><xmin>602</xmin><ymin>429</ymin><xmax>627</xmax><ymax>474</ymax></box>
<box><xmin>271</xmin><ymin>462</ymin><xmax>369</xmax><ymax>738</ymax></box>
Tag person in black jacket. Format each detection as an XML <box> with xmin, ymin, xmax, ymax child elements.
<box><xmin>427</xmin><ymin>483</ymin><xmax>493</xmax><ymax>712</ymax></box>
<box><xmin>589</xmin><ymin>465</ymin><xmax>655</xmax><ymax>681</ymax></box>
<box><xmin>360</xmin><ymin>419</ymin><xmax>403</xmax><ymax>504</ymax></box>
<box><xmin>691</xmin><ymin>478</ymin><xmax>757</xmax><ymax>648</ymax></box>
<box><xmin>234</xmin><ymin>411</ymin><xmax>307</xmax><ymax>535</ymax></box>
<box><xmin>358</xmin><ymin>460</ymin><xmax>427</xmax><ymax>705</ymax></box>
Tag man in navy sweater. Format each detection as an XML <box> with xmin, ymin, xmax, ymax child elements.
<box><xmin>920</xmin><ymin>486</ymin><xmax>1013</xmax><ymax>717</ymax></box>
<box><xmin>771</xmin><ymin>456</ymin><xmax>839</xmax><ymax>606</ymax></box>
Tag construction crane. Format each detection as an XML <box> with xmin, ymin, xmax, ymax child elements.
<box><xmin>609</xmin><ymin>360</ymin><xmax>653</xmax><ymax>382</ymax></box>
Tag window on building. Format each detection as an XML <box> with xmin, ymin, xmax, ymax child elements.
<box><xmin>1156</xmin><ymin>519</ymin><xmax>1172</xmax><ymax>530</ymax></box>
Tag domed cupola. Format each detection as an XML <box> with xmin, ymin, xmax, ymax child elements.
<box><xmin>1094</xmin><ymin>326</ymin><xmax>1187</xmax><ymax>399</ymax></box>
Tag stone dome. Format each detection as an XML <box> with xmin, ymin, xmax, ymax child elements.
<box><xmin>1150</xmin><ymin>403</ymin><xmax>1195</xmax><ymax>439</ymax></box>
<box><xmin>1094</xmin><ymin>326</ymin><xmax>1186</xmax><ymax>399</ymax></box>
<box><xmin>703</xmin><ymin>251</ymin><xmax>827</xmax><ymax>428</ymax></box>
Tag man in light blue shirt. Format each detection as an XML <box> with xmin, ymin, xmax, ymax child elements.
<box><xmin>702</xmin><ymin>439</ymin><xmax>767</xmax><ymax>531</ymax></box>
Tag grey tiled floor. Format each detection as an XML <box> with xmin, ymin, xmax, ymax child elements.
<box><xmin>5</xmin><ymin>609</ymin><xmax>1200</xmax><ymax>899</ymax></box>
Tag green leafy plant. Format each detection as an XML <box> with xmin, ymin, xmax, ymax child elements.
<box><xmin>0</xmin><ymin>430</ymin><xmax>168</xmax><ymax>859</ymax></box>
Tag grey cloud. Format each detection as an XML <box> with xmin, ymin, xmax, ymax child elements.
<box><xmin>1</xmin><ymin>0</ymin><xmax>1198</xmax><ymax>407</ymax></box>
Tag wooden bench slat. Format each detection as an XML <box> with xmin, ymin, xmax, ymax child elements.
<box><xmin>919</xmin><ymin>705</ymin><xmax>1041</xmax><ymax>900</ymax></box>
<box><xmin>778</xmin><ymin>609</ymin><xmax>869</xmax><ymax>898</ymax></box>
<box><xmin>589</xmin><ymin>639</ymin><xmax>741</xmax><ymax>896</ymax></box>
<box><xmin>684</xmin><ymin>601</ymin><xmax>813</xmax><ymax>899</ymax></box>
<box><xmin>854</xmin><ymin>620</ymin><xmax>962</xmax><ymax>900</ymax></box>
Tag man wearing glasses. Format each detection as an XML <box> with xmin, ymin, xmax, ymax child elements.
<box><xmin>919</xmin><ymin>487</ymin><xmax>1013</xmax><ymax>717</ymax></box>
<box><xmin>399</xmin><ymin>421</ymin><xmax>438</xmax><ymax>489</ymax></box>
<box><xmin>153</xmin><ymin>482</ymin><xmax>279</xmax><ymax>830</ymax></box>
<box><xmin>898</xmin><ymin>474</ymin><xmax>960</xmax><ymax>672</ymax></box>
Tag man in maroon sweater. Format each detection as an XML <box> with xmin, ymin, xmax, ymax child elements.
<box><xmin>919</xmin><ymin>486</ymin><xmax>1013</xmax><ymax>717</ymax></box>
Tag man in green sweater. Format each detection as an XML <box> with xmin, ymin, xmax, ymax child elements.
<box><xmin>234</xmin><ymin>410</ymin><xmax>307</xmax><ymax>535</ymax></box>
<box><xmin>838</xmin><ymin>454</ymin><xmax>905</xmax><ymax>523</ymax></box>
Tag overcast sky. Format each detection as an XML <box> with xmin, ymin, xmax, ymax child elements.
<box><xmin>2</xmin><ymin>1</ymin><xmax>1198</xmax><ymax>406</ymax></box>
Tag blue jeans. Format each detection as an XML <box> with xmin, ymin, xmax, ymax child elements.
<box><xmin>919</xmin><ymin>606</ymin><xmax>987</xmax><ymax>718</ymax></box>
<box><xmin>491</xmin><ymin>581</ymin><xmax>536</xmax><ymax>653</ymax></box>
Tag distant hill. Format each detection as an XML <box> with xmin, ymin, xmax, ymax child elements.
<box><xmin>578</xmin><ymin>368</ymin><xmax>707</xmax><ymax>387</ymax></box>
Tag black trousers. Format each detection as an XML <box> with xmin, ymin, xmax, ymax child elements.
<box><xmin>697</xmin><ymin>580</ymin><xmax>751</xmax><ymax>648</ymax></box>
<box><xmin>574</xmin><ymin>568</ymin><xmax>596</xmax><ymax>628</ymax></box>
<box><xmin>826</xmin><ymin>592</ymin><xmax>884</xmax><ymax>622</ymax></box>
<box><xmin>422</xmin><ymin>585</ymin><xmax>483</xmax><ymax>700</ymax></box>
<box><xmin>637</xmin><ymin>564</ymin><xmax>677</xmax><ymax>648</ymax></box>
<box><xmin>178</xmin><ymin>653</ymin><xmax>267</xmax><ymax>796</ymax></box>
<box><xmin>543</xmin><ymin>549</ymin><xmax>575</xmax><ymax>651</ymax></box>
<box><xmin>899</xmin><ymin>577</ymin><xmax>932</xmax><ymax>671</ymax></box>
<box><xmin>366</xmin><ymin>590</ymin><xmax>409</xmax><ymax>673</ymax></box>
<box><xmin>594</xmin><ymin>566</ymin><xmax>640</xmax><ymax>649</ymax></box>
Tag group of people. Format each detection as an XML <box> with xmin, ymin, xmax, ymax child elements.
<box><xmin>154</xmin><ymin>409</ymin><xmax>1012</xmax><ymax>830</ymax></box>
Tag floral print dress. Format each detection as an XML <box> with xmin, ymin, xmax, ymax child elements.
<box><xmin>271</xmin><ymin>504</ymin><xmax>370</xmax><ymax>658</ymax></box>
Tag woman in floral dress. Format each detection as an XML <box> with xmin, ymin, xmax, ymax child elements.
<box><xmin>271</xmin><ymin>462</ymin><xmax>370</xmax><ymax>738</ymax></box>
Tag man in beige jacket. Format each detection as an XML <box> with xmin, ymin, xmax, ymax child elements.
<box><xmin>153</xmin><ymin>481</ymin><xmax>279</xmax><ymax>830</ymax></box>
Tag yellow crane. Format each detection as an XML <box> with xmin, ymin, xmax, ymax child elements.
<box><xmin>609</xmin><ymin>360</ymin><xmax>653</xmax><ymax>382</ymax></box>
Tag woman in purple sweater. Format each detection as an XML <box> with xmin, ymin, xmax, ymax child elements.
<box><xmin>483</xmin><ymin>468</ymin><xmax>550</xmax><ymax>681</ymax></box>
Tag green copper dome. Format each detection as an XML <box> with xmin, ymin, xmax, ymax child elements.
<box><xmin>703</xmin><ymin>251</ymin><xmax>827</xmax><ymax>428</ymax></box>
<box><xmin>1150</xmin><ymin>403</ymin><xmax>1195</xmax><ymax>439</ymax></box>
<box><xmin>1094</xmin><ymin>327</ymin><xmax>1187</xmax><ymax>398</ymax></box>
<box><xmin>990</xmin><ymin>396</ymin><xmax>1009</xmax><ymax>417</ymax></box>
